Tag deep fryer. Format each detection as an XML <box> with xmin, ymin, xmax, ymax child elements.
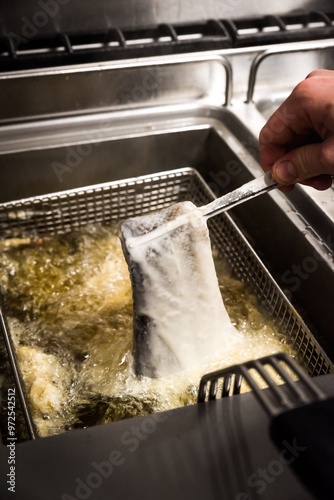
<box><xmin>1</xmin><ymin>2</ymin><xmax>334</xmax><ymax>499</ymax></box>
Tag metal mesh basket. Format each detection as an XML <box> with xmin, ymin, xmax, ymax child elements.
<box><xmin>0</xmin><ymin>167</ymin><xmax>332</xmax><ymax>439</ymax></box>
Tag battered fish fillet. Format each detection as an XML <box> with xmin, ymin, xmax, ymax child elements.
<box><xmin>119</xmin><ymin>201</ymin><xmax>239</xmax><ymax>378</ymax></box>
<box><xmin>17</xmin><ymin>346</ymin><xmax>72</xmax><ymax>436</ymax></box>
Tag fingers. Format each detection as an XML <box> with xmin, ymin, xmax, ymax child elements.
<box><xmin>259</xmin><ymin>82</ymin><xmax>316</xmax><ymax>172</ymax></box>
<box><xmin>271</xmin><ymin>139</ymin><xmax>334</xmax><ymax>186</ymax></box>
<box><xmin>259</xmin><ymin>72</ymin><xmax>334</xmax><ymax>191</ymax></box>
<box><xmin>301</xmin><ymin>175</ymin><xmax>333</xmax><ymax>191</ymax></box>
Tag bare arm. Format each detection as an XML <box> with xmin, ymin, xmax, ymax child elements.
<box><xmin>259</xmin><ymin>69</ymin><xmax>334</xmax><ymax>191</ymax></box>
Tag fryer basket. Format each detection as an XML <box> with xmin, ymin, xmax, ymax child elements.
<box><xmin>0</xmin><ymin>167</ymin><xmax>332</xmax><ymax>439</ymax></box>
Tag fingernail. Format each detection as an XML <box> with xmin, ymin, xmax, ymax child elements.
<box><xmin>274</xmin><ymin>161</ymin><xmax>298</xmax><ymax>183</ymax></box>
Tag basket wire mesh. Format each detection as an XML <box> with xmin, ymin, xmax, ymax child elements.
<box><xmin>0</xmin><ymin>167</ymin><xmax>332</xmax><ymax>439</ymax></box>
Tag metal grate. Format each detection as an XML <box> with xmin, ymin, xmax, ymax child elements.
<box><xmin>223</xmin><ymin>10</ymin><xmax>334</xmax><ymax>47</ymax></box>
<box><xmin>0</xmin><ymin>167</ymin><xmax>332</xmax><ymax>440</ymax></box>
<box><xmin>0</xmin><ymin>171</ymin><xmax>195</xmax><ymax>238</ymax></box>
<box><xmin>208</xmin><ymin>212</ymin><xmax>332</xmax><ymax>377</ymax></box>
<box><xmin>0</xmin><ymin>167</ymin><xmax>332</xmax><ymax>379</ymax></box>
<box><xmin>0</xmin><ymin>20</ymin><xmax>231</xmax><ymax>72</ymax></box>
<box><xmin>1</xmin><ymin>11</ymin><xmax>334</xmax><ymax>71</ymax></box>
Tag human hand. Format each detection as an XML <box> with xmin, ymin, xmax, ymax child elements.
<box><xmin>259</xmin><ymin>69</ymin><xmax>334</xmax><ymax>191</ymax></box>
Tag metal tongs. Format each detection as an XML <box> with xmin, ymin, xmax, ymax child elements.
<box><xmin>200</xmin><ymin>170</ymin><xmax>278</xmax><ymax>219</ymax></box>
<box><xmin>128</xmin><ymin>171</ymin><xmax>278</xmax><ymax>249</ymax></box>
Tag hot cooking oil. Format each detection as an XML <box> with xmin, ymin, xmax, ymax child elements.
<box><xmin>0</xmin><ymin>225</ymin><xmax>295</xmax><ymax>437</ymax></box>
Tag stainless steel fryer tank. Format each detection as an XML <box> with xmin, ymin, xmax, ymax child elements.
<box><xmin>1</xmin><ymin>6</ymin><xmax>334</xmax><ymax>499</ymax></box>
<box><xmin>1</xmin><ymin>97</ymin><xmax>333</xmax><ymax>364</ymax></box>
<box><xmin>0</xmin><ymin>167</ymin><xmax>332</xmax><ymax>440</ymax></box>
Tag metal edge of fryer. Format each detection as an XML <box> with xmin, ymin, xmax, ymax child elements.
<box><xmin>0</xmin><ymin>303</ymin><xmax>37</xmax><ymax>440</ymax></box>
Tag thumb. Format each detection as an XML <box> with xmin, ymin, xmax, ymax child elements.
<box><xmin>272</xmin><ymin>140</ymin><xmax>334</xmax><ymax>185</ymax></box>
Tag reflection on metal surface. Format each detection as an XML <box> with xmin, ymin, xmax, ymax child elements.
<box><xmin>0</xmin><ymin>54</ymin><xmax>232</xmax><ymax>123</ymax></box>
<box><xmin>246</xmin><ymin>38</ymin><xmax>334</xmax><ymax>103</ymax></box>
<box><xmin>2</xmin><ymin>0</ymin><xmax>334</xmax><ymax>35</ymax></box>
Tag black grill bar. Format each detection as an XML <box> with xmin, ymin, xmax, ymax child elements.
<box><xmin>4</xmin><ymin>36</ymin><xmax>17</xmax><ymax>59</ymax></box>
<box><xmin>110</xmin><ymin>28</ymin><xmax>128</xmax><ymax>47</ymax></box>
<box><xmin>223</xmin><ymin>10</ymin><xmax>334</xmax><ymax>47</ymax></box>
<box><xmin>159</xmin><ymin>23</ymin><xmax>178</xmax><ymax>42</ymax></box>
<box><xmin>1</xmin><ymin>19</ymin><xmax>231</xmax><ymax>72</ymax></box>
<box><xmin>1</xmin><ymin>10</ymin><xmax>334</xmax><ymax>72</ymax></box>
<box><xmin>60</xmin><ymin>33</ymin><xmax>73</xmax><ymax>54</ymax></box>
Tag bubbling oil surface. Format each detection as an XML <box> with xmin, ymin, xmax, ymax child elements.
<box><xmin>0</xmin><ymin>225</ymin><xmax>295</xmax><ymax>437</ymax></box>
